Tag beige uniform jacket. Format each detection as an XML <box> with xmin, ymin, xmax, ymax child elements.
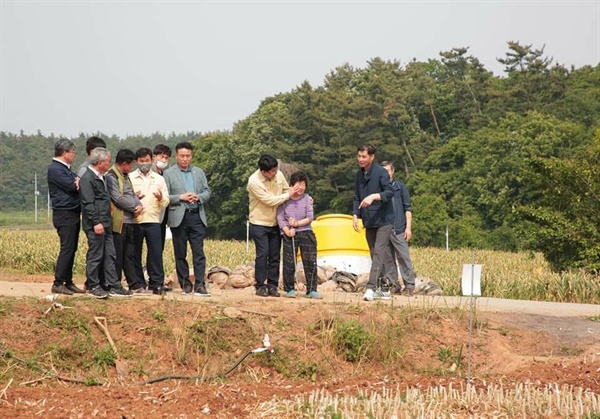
<box><xmin>130</xmin><ymin>169</ymin><xmax>170</xmax><ymax>224</ymax></box>
<box><xmin>247</xmin><ymin>169</ymin><xmax>290</xmax><ymax>227</ymax></box>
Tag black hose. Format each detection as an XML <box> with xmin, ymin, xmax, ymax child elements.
<box><xmin>140</xmin><ymin>350</ymin><xmax>255</xmax><ymax>385</ymax></box>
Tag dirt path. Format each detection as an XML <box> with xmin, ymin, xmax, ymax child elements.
<box><xmin>2</xmin><ymin>276</ymin><xmax>600</xmax><ymax>350</ymax></box>
<box><xmin>2</xmin><ymin>278</ymin><xmax>599</xmax><ymax>315</ymax></box>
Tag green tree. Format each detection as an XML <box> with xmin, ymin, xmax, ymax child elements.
<box><xmin>518</xmin><ymin>131</ymin><xmax>600</xmax><ymax>273</ymax></box>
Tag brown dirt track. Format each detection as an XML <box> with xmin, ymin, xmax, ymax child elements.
<box><xmin>0</xmin><ymin>271</ymin><xmax>599</xmax><ymax>418</ymax></box>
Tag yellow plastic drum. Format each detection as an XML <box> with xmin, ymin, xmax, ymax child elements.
<box><xmin>312</xmin><ymin>214</ymin><xmax>371</xmax><ymax>274</ymax></box>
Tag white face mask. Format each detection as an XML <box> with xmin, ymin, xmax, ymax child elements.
<box><xmin>156</xmin><ymin>160</ymin><xmax>168</xmax><ymax>170</ymax></box>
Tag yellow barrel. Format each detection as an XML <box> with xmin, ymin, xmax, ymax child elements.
<box><xmin>312</xmin><ymin>214</ymin><xmax>371</xmax><ymax>274</ymax></box>
<box><xmin>313</xmin><ymin>214</ymin><xmax>370</xmax><ymax>256</ymax></box>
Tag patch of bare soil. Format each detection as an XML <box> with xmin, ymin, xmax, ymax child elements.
<box><xmin>0</xmin><ymin>273</ymin><xmax>599</xmax><ymax>418</ymax></box>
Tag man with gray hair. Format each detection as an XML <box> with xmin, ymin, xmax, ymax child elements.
<box><xmin>79</xmin><ymin>147</ymin><xmax>132</xmax><ymax>299</ymax></box>
<box><xmin>47</xmin><ymin>139</ymin><xmax>85</xmax><ymax>295</ymax></box>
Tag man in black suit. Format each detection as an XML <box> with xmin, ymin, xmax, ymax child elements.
<box><xmin>79</xmin><ymin>148</ymin><xmax>132</xmax><ymax>299</ymax></box>
<box><xmin>47</xmin><ymin>139</ymin><xmax>85</xmax><ymax>295</ymax></box>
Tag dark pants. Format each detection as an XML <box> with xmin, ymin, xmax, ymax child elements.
<box><xmin>385</xmin><ymin>231</ymin><xmax>417</xmax><ymax>289</ymax></box>
<box><xmin>52</xmin><ymin>210</ymin><xmax>80</xmax><ymax>287</ymax></box>
<box><xmin>160</xmin><ymin>210</ymin><xmax>169</xmax><ymax>251</ymax></box>
<box><xmin>171</xmin><ymin>211</ymin><xmax>206</xmax><ymax>292</ymax></box>
<box><xmin>250</xmin><ymin>224</ymin><xmax>281</xmax><ymax>290</ymax></box>
<box><xmin>365</xmin><ymin>224</ymin><xmax>394</xmax><ymax>290</ymax></box>
<box><xmin>133</xmin><ymin>223</ymin><xmax>165</xmax><ymax>290</ymax></box>
<box><xmin>113</xmin><ymin>223</ymin><xmax>138</xmax><ymax>289</ymax></box>
<box><xmin>282</xmin><ymin>230</ymin><xmax>318</xmax><ymax>293</ymax></box>
<box><xmin>85</xmin><ymin>228</ymin><xmax>119</xmax><ymax>290</ymax></box>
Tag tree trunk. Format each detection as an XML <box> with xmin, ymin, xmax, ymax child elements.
<box><xmin>429</xmin><ymin>103</ymin><xmax>441</xmax><ymax>138</ymax></box>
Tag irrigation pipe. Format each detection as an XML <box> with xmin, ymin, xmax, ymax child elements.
<box><xmin>140</xmin><ymin>334</ymin><xmax>274</xmax><ymax>385</ymax></box>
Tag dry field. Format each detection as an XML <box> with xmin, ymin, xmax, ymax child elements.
<box><xmin>0</xmin><ymin>229</ymin><xmax>599</xmax><ymax>417</ymax></box>
<box><xmin>0</xmin><ymin>229</ymin><xmax>598</xmax><ymax>303</ymax></box>
<box><xmin>0</xmin><ymin>292</ymin><xmax>598</xmax><ymax>418</ymax></box>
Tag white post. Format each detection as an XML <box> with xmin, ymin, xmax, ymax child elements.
<box><xmin>467</xmin><ymin>251</ymin><xmax>476</xmax><ymax>383</ymax></box>
<box><xmin>34</xmin><ymin>172</ymin><xmax>39</xmax><ymax>223</ymax></box>
<box><xmin>445</xmin><ymin>226</ymin><xmax>449</xmax><ymax>251</ymax></box>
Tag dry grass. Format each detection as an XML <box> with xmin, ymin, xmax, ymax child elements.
<box><xmin>0</xmin><ymin>229</ymin><xmax>253</xmax><ymax>281</ymax></box>
<box><xmin>262</xmin><ymin>383</ymin><xmax>600</xmax><ymax>418</ymax></box>
<box><xmin>0</xmin><ymin>229</ymin><xmax>598</xmax><ymax>303</ymax></box>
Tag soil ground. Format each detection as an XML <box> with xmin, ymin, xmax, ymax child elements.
<box><xmin>0</xmin><ymin>270</ymin><xmax>599</xmax><ymax>418</ymax></box>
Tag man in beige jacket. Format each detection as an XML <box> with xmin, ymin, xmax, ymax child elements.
<box><xmin>130</xmin><ymin>147</ymin><xmax>171</xmax><ymax>294</ymax></box>
<box><xmin>247</xmin><ymin>154</ymin><xmax>301</xmax><ymax>297</ymax></box>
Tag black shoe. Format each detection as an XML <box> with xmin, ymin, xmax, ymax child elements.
<box><xmin>65</xmin><ymin>283</ymin><xmax>85</xmax><ymax>294</ymax></box>
<box><xmin>51</xmin><ymin>284</ymin><xmax>74</xmax><ymax>295</ymax></box>
<box><xmin>108</xmin><ymin>286</ymin><xmax>133</xmax><ymax>298</ymax></box>
<box><xmin>193</xmin><ymin>284</ymin><xmax>211</xmax><ymax>297</ymax></box>
<box><xmin>256</xmin><ymin>287</ymin><xmax>269</xmax><ymax>297</ymax></box>
<box><xmin>132</xmin><ymin>287</ymin><xmax>153</xmax><ymax>295</ymax></box>
<box><xmin>268</xmin><ymin>288</ymin><xmax>280</xmax><ymax>297</ymax></box>
<box><xmin>152</xmin><ymin>286</ymin><xmax>172</xmax><ymax>295</ymax></box>
<box><xmin>89</xmin><ymin>286</ymin><xmax>109</xmax><ymax>299</ymax></box>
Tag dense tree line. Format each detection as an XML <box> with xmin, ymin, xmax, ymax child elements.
<box><xmin>1</xmin><ymin>42</ymin><xmax>598</xmax><ymax>273</ymax></box>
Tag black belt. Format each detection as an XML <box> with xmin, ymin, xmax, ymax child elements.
<box><xmin>185</xmin><ymin>208</ymin><xmax>199</xmax><ymax>213</ymax></box>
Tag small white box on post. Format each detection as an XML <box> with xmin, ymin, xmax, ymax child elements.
<box><xmin>461</xmin><ymin>264</ymin><xmax>482</xmax><ymax>296</ymax></box>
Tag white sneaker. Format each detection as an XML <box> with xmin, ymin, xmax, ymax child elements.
<box><xmin>363</xmin><ymin>288</ymin><xmax>374</xmax><ymax>301</ymax></box>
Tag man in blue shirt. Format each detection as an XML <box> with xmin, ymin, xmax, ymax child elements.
<box><xmin>381</xmin><ymin>161</ymin><xmax>417</xmax><ymax>296</ymax></box>
<box><xmin>352</xmin><ymin>144</ymin><xmax>395</xmax><ymax>301</ymax></box>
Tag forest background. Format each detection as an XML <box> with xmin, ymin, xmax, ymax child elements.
<box><xmin>1</xmin><ymin>42</ymin><xmax>599</xmax><ymax>274</ymax></box>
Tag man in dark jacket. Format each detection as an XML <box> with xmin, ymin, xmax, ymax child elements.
<box><xmin>47</xmin><ymin>139</ymin><xmax>85</xmax><ymax>295</ymax></box>
<box><xmin>79</xmin><ymin>148</ymin><xmax>132</xmax><ymax>299</ymax></box>
<box><xmin>352</xmin><ymin>144</ymin><xmax>395</xmax><ymax>301</ymax></box>
<box><xmin>105</xmin><ymin>149</ymin><xmax>143</xmax><ymax>292</ymax></box>
<box><xmin>381</xmin><ymin>161</ymin><xmax>417</xmax><ymax>296</ymax></box>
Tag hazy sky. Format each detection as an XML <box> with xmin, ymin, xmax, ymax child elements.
<box><xmin>1</xmin><ymin>1</ymin><xmax>598</xmax><ymax>138</ymax></box>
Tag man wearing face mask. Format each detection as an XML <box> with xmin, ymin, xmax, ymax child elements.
<box><xmin>151</xmin><ymin>144</ymin><xmax>172</xmax><ymax>250</ymax></box>
<box><xmin>130</xmin><ymin>147</ymin><xmax>171</xmax><ymax>294</ymax></box>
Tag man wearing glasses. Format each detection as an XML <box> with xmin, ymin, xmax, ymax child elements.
<box><xmin>47</xmin><ymin>139</ymin><xmax>85</xmax><ymax>295</ymax></box>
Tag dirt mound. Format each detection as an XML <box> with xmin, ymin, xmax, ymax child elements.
<box><xmin>1</xmin><ymin>269</ymin><xmax>600</xmax><ymax>417</ymax></box>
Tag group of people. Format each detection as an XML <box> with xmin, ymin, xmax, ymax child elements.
<box><xmin>353</xmin><ymin>144</ymin><xmax>417</xmax><ymax>301</ymax></box>
<box><xmin>48</xmin><ymin>137</ymin><xmax>415</xmax><ymax>302</ymax></box>
<box><xmin>48</xmin><ymin>137</ymin><xmax>212</xmax><ymax>299</ymax></box>
<box><xmin>247</xmin><ymin>155</ymin><xmax>321</xmax><ymax>299</ymax></box>
<box><xmin>245</xmin><ymin>144</ymin><xmax>417</xmax><ymax>302</ymax></box>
